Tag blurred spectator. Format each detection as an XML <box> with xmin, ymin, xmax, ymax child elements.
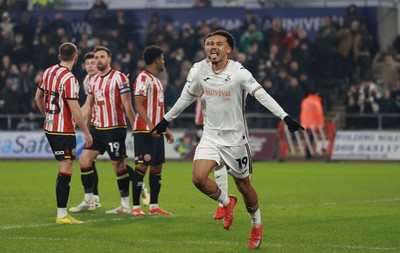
<box><xmin>0</xmin><ymin>76</ymin><xmax>19</xmax><ymax>129</ymax></box>
<box><xmin>34</xmin><ymin>33</ymin><xmax>51</xmax><ymax>69</ymax></box>
<box><xmin>291</xmin><ymin>28</ymin><xmax>312</xmax><ymax>73</ymax></box>
<box><xmin>1</xmin><ymin>11</ymin><xmax>14</xmax><ymax>45</ymax></box>
<box><xmin>283</xmin><ymin>27</ymin><xmax>299</xmax><ymax>53</ymax></box>
<box><xmin>0</xmin><ymin>54</ymin><xmax>12</xmax><ymax>86</ymax></box>
<box><xmin>336</xmin><ymin>20</ymin><xmax>362</xmax><ymax>83</ymax></box>
<box><xmin>146</xmin><ymin>13</ymin><xmax>162</xmax><ymax>45</ymax></box>
<box><xmin>378</xmin><ymin>89</ymin><xmax>396</xmax><ymax>128</ymax></box>
<box><xmin>10</xmin><ymin>33</ymin><xmax>30</xmax><ymax>65</ymax></box>
<box><xmin>345</xmin><ymin>84</ymin><xmax>360</xmax><ymax>129</ymax></box>
<box><xmin>265</xmin><ymin>18</ymin><xmax>286</xmax><ymax>52</ymax></box>
<box><xmin>240</xmin><ymin>23</ymin><xmax>263</xmax><ymax>54</ymax></box>
<box><xmin>17</xmin><ymin>62</ymin><xmax>34</xmax><ymax>113</ymax></box>
<box><xmin>193</xmin><ymin>0</ymin><xmax>212</xmax><ymax>8</ymax></box>
<box><xmin>288</xmin><ymin>60</ymin><xmax>300</xmax><ymax>78</ymax></box>
<box><xmin>255</xmin><ymin>78</ymin><xmax>280</xmax><ymax>128</ymax></box>
<box><xmin>265</xmin><ymin>44</ymin><xmax>283</xmax><ymax>75</ymax></box>
<box><xmin>48</xmin><ymin>12</ymin><xmax>70</xmax><ymax>39</ymax></box>
<box><xmin>357</xmin><ymin>93</ymin><xmax>377</xmax><ymax>128</ymax></box>
<box><xmin>240</xmin><ymin>10</ymin><xmax>261</xmax><ymax>33</ymax></box>
<box><xmin>343</xmin><ymin>4</ymin><xmax>364</xmax><ymax>28</ymax></box>
<box><xmin>298</xmin><ymin>71</ymin><xmax>315</xmax><ymax>96</ymax></box>
<box><xmin>281</xmin><ymin>77</ymin><xmax>305</xmax><ymax>121</ymax></box>
<box><xmin>315</xmin><ymin>16</ymin><xmax>337</xmax><ymax>77</ymax></box>
<box><xmin>16</xmin><ymin>112</ymin><xmax>38</xmax><ymax>130</ymax></box>
<box><xmin>372</xmin><ymin>52</ymin><xmax>400</xmax><ymax>91</ymax></box>
<box><xmin>13</xmin><ymin>12</ymin><xmax>33</xmax><ymax>51</ymax></box>
<box><xmin>359</xmin><ymin>74</ymin><xmax>381</xmax><ymax>113</ymax></box>
<box><xmin>179</xmin><ymin>24</ymin><xmax>196</xmax><ymax>60</ymax></box>
<box><xmin>357</xmin><ymin>24</ymin><xmax>375</xmax><ymax>79</ymax></box>
<box><xmin>159</xmin><ymin>74</ymin><xmax>178</xmax><ymax>112</ymax></box>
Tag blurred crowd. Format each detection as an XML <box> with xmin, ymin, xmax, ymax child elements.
<box><xmin>1</xmin><ymin>1</ymin><xmax>400</xmax><ymax>130</ymax></box>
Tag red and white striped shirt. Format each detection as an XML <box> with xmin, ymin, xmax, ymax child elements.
<box><xmin>38</xmin><ymin>64</ymin><xmax>79</xmax><ymax>134</ymax></box>
<box><xmin>133</xmin><ymin>70</ymin><xmax>164</xmax><ymax>132</ymax></box>
<box><xmin>88</xmin><ymin>69</ymin><xmax>130</xmax><ymax>129</ymax></box>
<box><xmin>83</xmin><ymin>73</ymin><xmax>99</xmax><ymax>126</ymax></box>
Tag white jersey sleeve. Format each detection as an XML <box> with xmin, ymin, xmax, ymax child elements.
<box><xmin>237</xmin><ymin>66</ymin><xmax>288</xmax><ymax>120</ymax></box>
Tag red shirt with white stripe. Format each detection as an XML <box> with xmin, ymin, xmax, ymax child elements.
<box><xmin>38</xmin><ymin>64</ymin><xmax>79</xmax><ymax>134</ymax></box>
<box><xmin>133</xmin><ymin>70</ymin><xmax>164</xmax><ymax>132</ymax></box>
<box><xmin>83</xmin><ymin>73</ymin><xmax>99</xmax><ymax>126</ymax></box>
<box><xmin>88</xmin><ymin>69</ymin><xmax>130</xmax><ymax>128</ymax></box>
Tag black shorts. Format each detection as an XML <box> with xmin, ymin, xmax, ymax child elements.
<box><xmin>45</xmin><ymin>133</ymin><xmax>76</xmax><ymax>161</ymax></box>
<box><xmin>86</xmin><ymin>127</ymin><xmax>127</xmax><ymax>161</ymax></box>
<box><xmin>133</xmin><ymin>133</ymin><xmax>165</xmax><ymax>165</ymax></box>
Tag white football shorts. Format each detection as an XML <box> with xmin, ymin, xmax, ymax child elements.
<box><xmin>194</xmin><ymin>138</ymin><xmax>252</xmax><ymax>179</ymax></box>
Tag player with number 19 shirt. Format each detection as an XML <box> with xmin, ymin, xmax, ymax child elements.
<box><xmin>88</xmin><ymin>70</ymin><xmax>130</xmax><ymax>128</ymax></box>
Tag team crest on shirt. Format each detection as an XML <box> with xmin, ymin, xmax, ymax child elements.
<box><xmin>144</xmin><ymin>154</ymin><xmax>151</xmax><ymax>162</ymax></box>
<box><xmin>223</xmin><ymin>75</ymin><xmax>231</xmax><ymax>83</ymax></box>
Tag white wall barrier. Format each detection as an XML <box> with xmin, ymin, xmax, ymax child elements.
<box><xmin>331</xmin><ymin>131</ymin><xmax>400</xmax><ymax>160</ymax></box>
<box><xmin>0</xmin><ymin>130</ymin><xmax>277</xmax><ymax>160</ymax></box>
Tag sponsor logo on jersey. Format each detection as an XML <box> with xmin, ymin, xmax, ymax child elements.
<box><xmin>205</xmin><ymin>87</ymin><xmax>231</xmax><ymax>97</ymax></box>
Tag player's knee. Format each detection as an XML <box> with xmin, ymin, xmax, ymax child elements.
<box><xmin>192</xmin><ymin>174</ymin><xmax>206</xmax><ymax>189</ymax></box>
<box><xmin>135</xmin><ymin>164</ymin><xmax>147</xmax><ymax>171</ymax></box>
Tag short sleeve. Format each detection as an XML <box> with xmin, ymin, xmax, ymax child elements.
<box><xmin>133</xmin><ymin>74</ymin><xmax>149</xmax><ymax>97</ymax></box>
<box><xmin>64</xmin><ymin>76</ymin><xmax>80</xmax><ymax>100</ymax></box>
<box><xmin>117</xmin><ymin>72</ymin><xmax>130</xmax><ymax>94</ymax></box>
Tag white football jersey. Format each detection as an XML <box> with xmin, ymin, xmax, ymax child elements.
<box><xmin>186</xmin><ymin>60</ymin><xmax>262</xmax><ymax>146</ymax></box>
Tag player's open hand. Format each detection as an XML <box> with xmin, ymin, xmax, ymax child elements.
<box><xmin>84</xmin><ymin>133</ymin><xmax>93</xmax><ymax>148</ymax></box>
<box><xmin>284</xmin><ymin>116</ymin><xmax>305</xmax><ymax>132</ymax></box>
<box><xmin>165</xmin><ymin>129</ymin><xmax>174</xmax><ymax>144</ymax></box>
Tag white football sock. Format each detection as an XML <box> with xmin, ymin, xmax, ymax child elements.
<box><xmin>150</xmin><ymin>204</ymin><xmax>159</xmax><ymax>210</ymax></box>
<box><xmin>84</xmin><ymin>193</ymin><xmax>93</xmax><ymax>203</ymax></box>
<box><xmin>57</xmin><ymin>208</ymin><xmax>68</xmax><ymax>218</ymax></box>
<box><xmin>249</xmin><ymin>208</ymin><xmax>262</xmax><ymax>227</ymax></box>
<box><xmin>121</xmin><ymin>196</ymin><xmax>130</xmax><ymax>208</ymax></box>
<box><xmin>214</xmin><ymin>166</ymin><xmax>228</xmax><ymax>207</ymax></box>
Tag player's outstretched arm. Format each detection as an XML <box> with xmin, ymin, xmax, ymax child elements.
<box><xmin>68</xmin><ymin>99</ymin><xmax>93</xmax><ymax>147</ymax></box>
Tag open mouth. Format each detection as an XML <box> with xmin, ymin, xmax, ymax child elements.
<box><xmin>210</xmin><ymin>51</ymin><xmax>218</xmax><ymax>61</ymax></box>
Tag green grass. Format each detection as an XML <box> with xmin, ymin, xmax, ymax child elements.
<box><xmin>0</xmin><ymin>161</ymin><xmax>399</xmax><ymax>253</ymax></box>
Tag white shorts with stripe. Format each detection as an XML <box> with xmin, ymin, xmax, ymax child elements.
<box><xmin>194</xmin><ymin>138</ymin><xmax>252</xmax><ymax>179</ymax></box>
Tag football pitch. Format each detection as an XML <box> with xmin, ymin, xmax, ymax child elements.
<box><xmin>0</xmin><ymin>161</ymin><xmax>399</xmax><ymax>253</ymax></box>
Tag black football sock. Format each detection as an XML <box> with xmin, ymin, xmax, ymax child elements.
<box><xmin>80</xmin><ymin>165</ymin><xmax>94</xmax><ymax>194</ymax></box>
<box><xmin>56</xmin><ymin>172</ymin><xmax>71</xmax><ymax>208</ymax></box>
<box><xmin>116</xmin><ymin>168</ymin><xmax>130</xmax><ymax>198</ymax></box>
<box><xmin>92</xmin><ymin>161</ymin><xmax>99</xmax><ymax>196</ymax></box>
<box><xmin>149</xmin><ymin>173</ymin><xmax>161</xmax><ymax>204</ymax></box>
<box><xmin>132</xmin><ymin>169</ymin><xmax>145</xmax><ymax>206</ymax></box>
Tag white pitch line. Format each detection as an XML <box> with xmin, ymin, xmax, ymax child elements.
<box><xmin>1</xmin><ymin>198</ymin><xmax>399</xmax><ymax>231</ymax></box>
<box><xmin>268</xmin><ymin>198</ymin><xmax>400</xmax><ymax>209</ymax></box>
<box><xmin>0</xmin><ymin>236</ymin><xmax>398</xmax><ymax>251</ymax></box>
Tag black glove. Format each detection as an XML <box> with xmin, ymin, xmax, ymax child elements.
<box><xmin>149</xmin><ymin>118</ymin><xmax>170</xmax><ymax>135</ymax></box>
<box><xmin>284</xmin><ymin>116</ymin><xmax>305</xmax><ymax>132</ymax></box>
